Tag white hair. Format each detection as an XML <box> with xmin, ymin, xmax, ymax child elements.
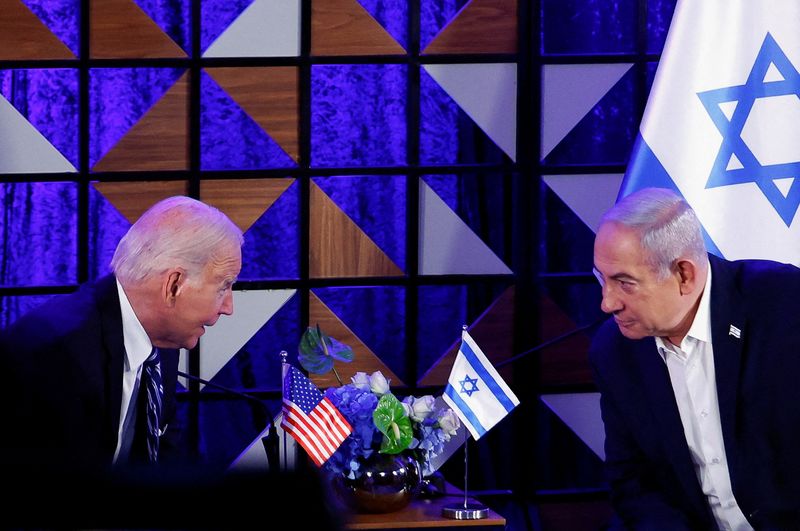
<box><xmin>111</xmin><ymin>196</ymin><xmax>243</xmax><ymax>285</ymax></box>
<box><xmin>600</xmin><ymin>188</ymin><xmax>707</xmax><ymax>279</ymax></box>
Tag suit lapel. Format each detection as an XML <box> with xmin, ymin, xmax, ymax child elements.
<box><xmin>708</xmin><ymin>255</ymin><xmax>746</xmax><ymax>483</ymax></box>
<box><xmin>95</xmin><ymin>275</ymin><xmax>126</xmax><ymax>453</ymax></box>
<box><xmin>633</xmin><ymin>339</ymin><xmax>710</xmax><ymax>517</ymax></box>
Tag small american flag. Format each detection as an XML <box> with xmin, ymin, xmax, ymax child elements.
<box><xmin>281</xmin><ymin>364</ymin><xmax>352</xmax><ymax>467</ymax></box>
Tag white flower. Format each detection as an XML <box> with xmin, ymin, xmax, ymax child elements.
<box><xmin>437</xmin><ymin>409</ymin><xmax>461</xmax><ymax>437</ymax></box>
<box><xmin>369</xmin><ymin>371</ymin><xmax>390</xmax><ymax>395</ymax></box>
<box><xmin>402</xmin><ymin>395</ymin><xmax>436</xmax><ymax>422</ymax></box>
<box><xmin>350</xmin><ymin>372</ymin><xmax>371</xmax><ymax>391</ymax></box>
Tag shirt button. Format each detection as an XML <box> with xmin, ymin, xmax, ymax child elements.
<box><xmin>711</xmin><ymin>457</ymin><xmax>720</xmax><ymax>464</ymax></box>
<box><xmin>700</xmin><ymin>410</ymin><xmax>708</xmax><ymax>418</ymax></box>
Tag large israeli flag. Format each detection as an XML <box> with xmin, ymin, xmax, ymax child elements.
<box><xmin>443</xmin><ymin>330</ymin><xmax>519</xmax><ymax>440</ymax></box>
<box><xmin>622</xmin><ymin>0</ymin><xmax>800</xmax><ymax>265</ymax></box>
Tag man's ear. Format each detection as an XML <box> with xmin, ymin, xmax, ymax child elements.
<box><xmin>675</xmin><ymin>259</ymin><xmax>699</xmax><ymax>295</ymax></box>
<box><xmin>163</xmin><ymin>269</ymin><xmax>185</xmax><ymax>307</ymax></box>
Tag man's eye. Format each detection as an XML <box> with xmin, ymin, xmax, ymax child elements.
<box><xmin>618</xmin><ymin>280</ymin><xmax>636</xmax><ymax>293</ymax></box>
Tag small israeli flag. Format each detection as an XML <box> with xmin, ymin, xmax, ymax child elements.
<box><xmin>442</xmin><ymin>330</ymin><xmax>520</xmax><ymax>440</ymax></box>
<box><xmin>621</xmin><ymin>0</ymin><xmax>800</xmax><ymax>266</ymax></box>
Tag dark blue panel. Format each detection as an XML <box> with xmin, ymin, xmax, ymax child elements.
<box><xmin>417</xmin><ymin>285</ymin><xmax>467</xmax><ymax>378</ymax></box>
<box><xmin>0</xmin><ymin>69</ymin><xmax>79</xmax><ymax>169</ymax></box>
<box><xmin>313</xmin><ymin>286</ymin><xmax>406</xmax><ymax>382</ymax></box>
<box><xmin>210</xmin><ymin>292</ymin><xmax>301</xmax><ymax>391</ymax></box>
<box><xmin>419</xmin><ymin>68</ymin><xmax>508</xmax><ymax>165</ymax></box>
<box><xmin>0</xmin><ymin>182</ymin><xmax>76</xmax><ymax>286</ymax></box>
<box><xmin>201</xmin><ymin>0</ymin><xmax>253</xmax><ymax>54</ymax></box>
<box><xmin>541</xmin><ymin>0</ymin><xmax>637</xmax><ymax>55</ymax></box>
<box><xmin>358</xmin><ymin>0</ymin><xmax>408</xmax><ymax>50</ymax></box>
<box><xmin>311</xmin><ymin>64</ymin><xmax>407</xmax><ymax>167</ymax></box>
<box><xmin>87</xmin><ymin>185</ymin><xmax>130</xmax><ymax>281</ymax></box>
<box><xmin>197</xmin><ymin>398</ymin><xmax>279</xmax><ymax>466</ymax></box>
<box><xmin>239</xmin><ymin>180</ymin><xmax>300</xmax><ymax>280</ymax></box>
<box><xmin>136</xmin><ymin>0</ymin><xmax>192</xmax><ymax>54</ymax></box>
<box><xmin>0</xmin><ymin>294</ymin><xmax>54</xmax><ymax>329</ymax></box>
<box><xmin>420</xmin><ymin>0</ymin><xmax>468</xmax><ymax>51</ymax></box>
<box><xmin>540</xmin><ymin>184</ymin><xmax>595</xmax><ymax>274</ymax></box>
<box><xmin>647</xmin><ymin>0</ymin><xmax>678</xmax><ymax>54</ymax></box>
<box><xmin>313</xmin><ymin>175</ymin><xmax>406</xmax><ymax>271</ymax></box>
<box><xmin>200</xmin><ymin>71</ymin><xmax>296</xmax><ymax>170</ymax></box>
<box><xmin>22</xmin><ymin>0</ymin><xmax>80</xmax><ymax>57</ymax></box>
<box><xmin>543</xmin><ymin>67</ymin><xmax>641</xmax><ymax>166</ymax></box>
<box><xmin>89</xmin><ymin>68</ymin><xmax>184</xmax><ymax>169</ymax></box>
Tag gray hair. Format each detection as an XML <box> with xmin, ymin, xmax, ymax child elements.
<box><xmin>600</xmin><ymin>188</ymin><xmax>707</xmax><ymax>279</ymax></box>
<box><xmin>111</xmin><ymin>196</ymin><xmax>244</xmax><ymax>285</ymax></box>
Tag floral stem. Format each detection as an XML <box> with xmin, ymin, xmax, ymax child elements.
<box><xmin>332</xmin><ymin>366</ymin><xmax>343</xmax><ymax>386</ymax></box>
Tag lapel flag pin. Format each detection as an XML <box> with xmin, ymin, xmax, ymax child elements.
<box><xmin>728</xmin><ymin>325</ymin><xmax>741</xmax><ymax>339</ymax></box>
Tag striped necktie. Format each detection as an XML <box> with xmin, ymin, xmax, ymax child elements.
<box><xmin>142</xmin><ymin>347</ymin><xmax>163</xmax><ymax>463</ymax></box>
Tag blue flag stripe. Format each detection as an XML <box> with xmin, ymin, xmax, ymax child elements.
<box><xmin>459</xmin><ymin>339</ymin><xmax>516</xmax><ymax>413</ymax></box>
<box><xmin>444</xmin><ymin>384</ymin><xmax>487</xmax><ymax>438</ymax></box>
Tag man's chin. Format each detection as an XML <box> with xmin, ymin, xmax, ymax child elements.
<box><xmin>617</xmin><ymin>323</ymin><xmax>646</xmax><ymax>340</ymax></box>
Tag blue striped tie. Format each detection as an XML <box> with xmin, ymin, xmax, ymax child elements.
<box><xmin>142</xmin><ymin>348</ymin><xmax>163</xmax><ymax>463</ymax></box>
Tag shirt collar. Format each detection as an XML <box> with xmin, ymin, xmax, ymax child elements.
<box><xmin>656</xmin><ymin>261</ymin><xmax>712</xmax><ymax>361</ymax></box>
<box><xmin>116</xmin><ymin>279</ymin><xmax>153</xmax><ymax>372</ymax></box>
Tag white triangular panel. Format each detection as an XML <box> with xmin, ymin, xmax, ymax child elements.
<box><xmin>229</xmin><ymin>413</ymin><xmax>299</xmax><ymax>471</ymax></box>
<box><xmin>540</xmin><ymin>393</ymin><xmax>605</xmax><ymax>459</ymax></box>
<box><xmin>0</xmin><ymin>95</ymin><xmax>76</xmax><ymax>173</ymax></box>
<box><xmin>543</xmin><ymin>174</ymin><xmax>623</xmax><ymax>233</ymax></box>
<box><xmin>423</xmin><ymin>63</ymin><xmax>517</xmax><ymax>161</ymax></box>
<box><xmin>203</xmin><ymin>0</ymin><xmax>301</xmax><ymax>57</ymax></box>
<box><xmin>419</xmin><ymin>180</ymin><xmax>512</xmax><ymax>275</ymax></box>
<box><xmin>198</xmin><ymin>289</ymin><xmax>296</xmax><ymax>387</ymax></box>
<box><xmin>541</xmin><ymin>63</ymin><xmax>632</xmax><ymax>159</ymax></box>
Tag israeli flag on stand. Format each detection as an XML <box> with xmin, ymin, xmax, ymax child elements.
<box><xmin>443</xmin><ymin>329</ymin><xmax>519</xmax><ymax>440</ymax></box>
<box><xmin>622</xmin><ymin>0</ymin><xmax>800</xmax><ymax>265</ymax></box>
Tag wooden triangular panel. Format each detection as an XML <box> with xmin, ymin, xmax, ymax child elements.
<box><xmin>92</xmin><ymin>72</ymin><xmax>189</xmax><ymax>172</ymax></box>
<box><xmin>423</xmin><ymin>0</ymin><xmax>517</xmax><ymax>54</ymax></box>
<box><xmin>205</xmin><ymin>67</ymin><xmax>299</xmax><ymax>163</ymax></box>
<box><xmin>92</xmin><ymin>180</ymin><xmax>189</xmax><ymax>223</ymax></box>
<box><xmin>308</xmin><ymin>292</ymin><xmax>405</xmax><ymax>389</ymax></box>
<box><xmin>538</xmin><ymin>295</ymin><xmax>593</xmax><ymax>387</ymax></box>
<box><xmin>311</xmin><ymin>0</ymin><xmax>405</xmax><ymax>56</ymax></box>
<box><xmin>0</xmin><ymin>0</ymin><xmax>75</xmax><ymax>59</ymax></box>
<box><xmin>90</xmin><ymin>0</ymin><xmax>186</xmax><ymax>58</ymax></box>
<box><xmin>200</xmin><ymin>178</ymin><xmax>294</xmax><ymax>233</ymax></box>
<box><xmin>419</xmin><ymin>286</ymin><xmax>515</xmax><ymax>387</ymax></box>
<box><xmin>309</xmin><ymin>182</ymin><xmax>403</xmax><ymax>278</ymax></box>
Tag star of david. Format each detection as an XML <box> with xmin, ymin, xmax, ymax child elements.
<box><xmin>697</xmin><ymin>32</ymin><xmax>800</xmax><ymax>227</ymax></box>
<box><xmin>458</xmin><ymin>375</ymin><xmax>479</xmax><ymax>397</ymax></box>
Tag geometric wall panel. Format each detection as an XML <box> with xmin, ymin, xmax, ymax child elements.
<box><xmin>203</xmin><ymin>0</ymin><xmax>301</xmax><ymax>58</ymax></box>
<box><xmin>91</xmin><ymin>180</ymin><xmax>189</xmax><ymax>223</ymax></box>
<box><xmin>540</xmin><ymin>393</ymin><xmax>604</xmax><ymax>459</ymax></box>
<box><xmin>92</xmin><ymin>71</ymin><xmax>189</xmax><ymax>172</ymax></box>
<box><xmin>423</xmin><ymin>0</ymin><xmax>517</xmax><ymax>54</ymax></box>
<box><xmin>205</xmin><ymin>67</ymin><xmax>299</xmax><ymax>163</ymax></box>
<box><xmin>0</xmin><ymin>0</ymin><xmax>75</xmax><ymax>59</ymax></box>
<box><xmin>541</xmin><ymin>63</ymin><xmax>633</xmax><ymax>160</ymax></box>
<box><xmin>308</xmin><ymin>291</ymin><xmax>405</xmax><ymax>389</ymax></box>
<box><xmin>537</xmin><ymin>295</ymin><xmax>594</xmax><ymax>387</ymax></box>
<box><xmin>418</xmin><ymin>285</ymin><xmax>514</xmax><ymax>386</ymax></box>
<box><xmin>543</xmin><ymin>173</ymin><xmax>623</xmax><ymax>233</ymax></box>
<box><xmin>423</xmin><ymin>63</ymin><xmax>517</xmax><ymax>161</ymax></box>
<box><xmin>311</xmin><ymin>0</ymin><xmax>405</xmax><ymax>56</ymax></box>
<box><xmin>200</xmin><ymin>178</ymin><xmax>295</xmax><ymax>234</ymax></box>
<box><xmin>90</xmin><ymin>0</ymin><xmax>186</xmax><ymax>58</ymax></box>
<box><xmin>418</xmin><ymin>180</ymin><xmax>512</xmax><ymax>275</ymax></box>
<box><xmin>309</xmin><ymin>181</ymin><xmax>404</xmax><ymax>278</ymax></box>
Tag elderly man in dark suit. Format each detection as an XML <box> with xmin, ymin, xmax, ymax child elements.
<box><xmin>0</xmin><ymin>196</ymin><xmax>243</xmax><ymax>470</ymax></box>
<box><xmin>589</xmin><ymin>187</ymin><xmax>800</xmax><ymax>530</ymax></box>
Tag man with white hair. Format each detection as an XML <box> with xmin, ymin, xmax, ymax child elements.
<box><xmin>0</xmin><ymin>196</ymin><xmax>243</xmax><ymax>470</ymax></box>
<box><xmin>590</xmin><ymin>187</ymin><xmax>800</xmax><ymax>530</ymax></box>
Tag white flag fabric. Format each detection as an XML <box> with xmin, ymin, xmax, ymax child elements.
<box><xmin>442</xmin><ymin>330</ymin><xmax>519</xmax><ymax>440</ymax></box>
<box><xmin>621</xmin><ymin>0</ymin><xmax>800</xmax><ymax>265</ymax></box>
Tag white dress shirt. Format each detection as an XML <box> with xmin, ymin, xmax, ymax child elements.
<box><xmin>113</xmin><ymin>280</ymin><xmax>154</xmax><ymax>464</ymax></box>
<box><xmin>655</xmin><ymin>266</ymin><xmax>752</xmax><ymax>531</ymax></box>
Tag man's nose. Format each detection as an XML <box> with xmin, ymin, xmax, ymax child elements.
<box><xmin>220</xmin><ymin>290</ymin><xmax>234</xmax><ymax>316</ymax></box>
<box><xmin>600</xmin><ymin>286</ymin><xmax>622</xmax><ymax>314</ymax></box>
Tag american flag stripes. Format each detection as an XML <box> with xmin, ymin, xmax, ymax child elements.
<box><xmin>281</xmin><ymin>364</ymin><xmax>352</xmax><ymax>467</ymax></box>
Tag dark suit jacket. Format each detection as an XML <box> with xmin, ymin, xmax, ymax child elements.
<box><xmin>0</xmin><ymin>274</ymin><xmax>180</xmax><ymax>471</ymax></box>
<box><xmin>589</xmin><ymin>254</ymin><xmax>800</xmax><ymax>530</ymax></box>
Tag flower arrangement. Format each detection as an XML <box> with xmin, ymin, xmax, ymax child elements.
<box><xmin>298</xmin><ymin>326</ymin><xmax>461</xmax><ymax>479</ymax></box>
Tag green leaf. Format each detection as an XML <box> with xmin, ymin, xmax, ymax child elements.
<box><xmin>373</xmin><ymin>394</ymin><xmax>413</xmax><ymax>454</ymax></box>
<box><xmin>298</xmin><ymin>325</ymin><xmax>355</xmax><ymax>375</ymax></box>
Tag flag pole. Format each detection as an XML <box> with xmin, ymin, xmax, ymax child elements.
<box><xmin>442</xmin><ymin>326</ymin><xmax>488</xmax><ymax>520</ymax></box>
<box><xmin>280</xmin><ymin>350</ymin><xmax>288</xmax><ymax>471</ymax></box>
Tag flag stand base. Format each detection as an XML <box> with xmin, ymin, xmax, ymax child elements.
<box><xmin>442</xmin><ymin>502</ymin><xmax>488</xmax><ymax>520</ymax></box>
